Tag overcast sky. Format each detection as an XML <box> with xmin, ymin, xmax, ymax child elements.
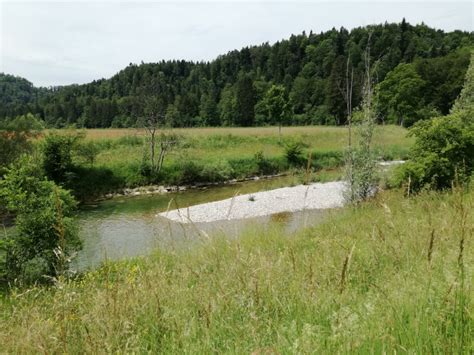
<box><xmin>1</xmin><ymin>0</ymin><xmax>472</xmax><ymax>87</ymax></box>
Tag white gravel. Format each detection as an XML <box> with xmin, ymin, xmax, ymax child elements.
<box><xmin>158</xmin><ymin>181</ymin><xmax>347</xmax><ymax>223</ymax></box>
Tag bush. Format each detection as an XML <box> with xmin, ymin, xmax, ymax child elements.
<box><xmin>42</xmin><ymin>133</ymin><xmax>80</xmax><ymax>184</ymax></box>
<box><xmin>0</xmin><ymin>113</ymin><xmax>43</xmax><ymax>171</ymax></box>
<box><xmin>311</xmin><ymin>151</ymin><xmax>344</xmax><ymax>170</ymax></box>
<box><xmin>0</xmin><ymin>157</ymin><xmax>81</xmax><ymax>285</ymax></box>
<box><xmin>254</xmin><ymin>151</ymin><xmax>278</xmax><ymax>175</ymax></box>
<box><xmin>201</xmin><ymin>160</ymin><xmax>234</xmax><ymax>183</ymax></box>
<box><xmin>284</xmin><ymin>141</ymin><xmax>305</xmax><ymax>167</ymax></box>
<box><xmin>395</xmin><ymin>109</ymin><xmax>474</xmax><ymax>192</ymax></box>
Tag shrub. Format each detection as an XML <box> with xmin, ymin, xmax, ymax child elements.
<box><xmin>0</xmin><ymin>156</ymin><xmax>81</xmax><ymax>285</ymax></box>
<box><xmin>0</xmin><ymin>113</ymin><xmax>43</xmax><ymax>172</ymax></box>
<box><xmin>395</xmin><ymin>109</ymin><xmax>474</xmax><ymax>192</ymax></box>
<box><xmin>311</xmin><ymin>151</ymin><xmax>344</xmax><ymax>170</ymax></box>
<box><xmin>284</xmin><ymin>141</ymin><xmax>305</xmax><ymax>167</ymax></box>
<box><xmin>201</xmin><ymin>160</ymin><xmax>234</xmax><ymax>183</ymax></box>
<box><xmin>74</xmin><ymin>140</ymin><xmax>100</xmax><ymax>166</ymax></box>
<box><xmin>254</xmin><ymin>151</ymin><xmax>277</xmax><ymax>175</ymax></box>
<box><xmin>42</xmin><ymin>133</ymin><xmax>80</xmax><ymax>184</ymax></box>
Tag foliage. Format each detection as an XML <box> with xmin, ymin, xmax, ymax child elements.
<box><xmin>0</xmin><ymin>22</ymin><xmax>471</xmax><ymax>127</ymax></box>
<box><xmin>451</xmin><ymin>51</ymin><xmax>474</xmax><ymax>113</ymax></box>
<box><xmin>262</xmin><ymin>85</ymin><xmax>291</xmax><ymax>126</ymax></box>
<box><xmin>41</xmin><ymin>132</ymin><xmax>82</xmax><ymax>184</ymax></box>
<box><xmin>395</xmin><ymin>110</ymin><xmax>474</xmax><ymax>192</ymax></box>
<box><xmin>0</xmin><ymin>113</ymin><xmax>44</xmax><ymax>171</ymax></box>
<box><xmin>74</xmin><ymin>140</ymin><xmax>100</xmax><ymax>166</ymax></box>
<box><xmin>254</xmin><ymin>151</ymin><xmax>279</xmax><ymax>175</ymax></box>
<box><xmin>376</xmin><ymin>63</ymin><xmax>427</xmax><ymax>126</ymax></box>
<box><xmin>284</xmin><ymin>141</ymin><xmax>305</xmax><ymax>167</ymax></box>
<box><xmin>0</xmin><ymin>157</ymin><xmax>80</xmax><ymax>285</ymax></box>
<box><xmin>396</xmin><ymin>52</ymin><xmax>474</xmax><ymax>192</ymax></box>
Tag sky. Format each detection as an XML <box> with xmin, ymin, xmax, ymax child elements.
<box><xmin>1</xmin><ymin>0</ymin><xmax>472</xmax><ymax>87</ymax></box>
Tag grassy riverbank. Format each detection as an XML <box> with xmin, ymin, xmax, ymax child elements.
<box><xmin>1</xmin><ymin>186</ymin><xmax>471</xmax><ymax>353</ymax></box>
<box><xmin>59</xmin><ymin>125</ymin><xmax>412</xmax><ymax>200</ymax></box>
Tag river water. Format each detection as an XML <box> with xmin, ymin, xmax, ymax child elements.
<box><xmin>74</xmin><ymin>176</ymin><xmax>332</xmax><ymax>270</ymax></box>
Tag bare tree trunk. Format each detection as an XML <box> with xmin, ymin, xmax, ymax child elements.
<box><xmin>149</xmin><ymin>128</ymin><xmax>156</xmax><ymax>171</ymax></box>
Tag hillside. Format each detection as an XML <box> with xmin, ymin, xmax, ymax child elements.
<box><xmin>0</xmin><ymin>21</ymin><xmax>472</xmax><ymax>128</ymax></box>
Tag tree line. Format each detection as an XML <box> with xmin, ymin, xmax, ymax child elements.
<box><xmin>1</xmin><ymin>20</ymin><xmax>472</xmax><ymax>128</ymax></box>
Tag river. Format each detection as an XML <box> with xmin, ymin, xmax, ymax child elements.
<box><xmin>74</xmin><ymin>175</ymin><xmax>332</xmax><ymax>270</ymax></box>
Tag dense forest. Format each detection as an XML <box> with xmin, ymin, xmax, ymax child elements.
<box><xmin>1</xmin><ymin>20</ymin><xmax>472</xmax><ymax>128</ymax></box>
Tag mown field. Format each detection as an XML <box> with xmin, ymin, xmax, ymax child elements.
<box><xmin>1</xmin><ymin>186</ymin><xmax>471</xmax><ymax>353</ymax></box>
<box><xmin>56</xmin><ymin>125</ymin><xmax>412</xmax><ymax>199</ymax></box>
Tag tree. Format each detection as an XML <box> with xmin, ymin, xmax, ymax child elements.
<box><xmin>262</xmin><ymin>85</ymin><xmax>290</xmax><ymax>140</ymax></box>
<box><xmin>451</xmin><ymin>52</ymin><xmax>474</xmax><ymax>113</ymax></box>
<box><xmin>218</xmin><ymin>84</ymin><xmax>237</xmax><ymax>126</ymax></box>
<box><xmin>345</xmin><ymin>36</ymin><xmax>379</xmax><ymax>203</ymax></box>
<box><xmin>0</xmin><ymin>156</ymin><xmax>80</xmax><ymax>284</ymax></box>
<box><xmin>326</xmin><ymin>56</ymin><xmax>348</xmax><ymax>125</ymax></box>
<box><xmin>396</xmin><ymin>52</ymin><xmax>474</xmax><ymax>192</ymax></box>
<box><xmin>141</xmin><ymin>97</ymin><xmax>178</xmax><ymax>173</ymax></box>
<box><xmin>235</xmin><ymin>74</ymin><xmax>257</xmax><ymax>126</ymax></box>
<box><xmin>376</xmin><ymin>63</ymin><xmax>427</xmax><ymax>126</ymax></box>
<box><xmin>199</xmin><ymin>93</ymin><xmax>219</xmax><ymax>126</ymax></box>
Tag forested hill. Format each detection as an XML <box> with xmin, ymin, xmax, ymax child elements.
<box><xmin>1</xmin><ymin>20</ymin><xmax>473</xmax><ymax>128</ymax></box>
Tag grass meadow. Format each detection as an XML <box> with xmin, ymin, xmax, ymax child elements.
<box><xmin>58</xmin><ymin>125</ymin><xmax>412</xmax><ymax>198</ymax></box>
<box><xmin>0</xmin><ymin>186</ymin><xmax>471</xmax><ymax>353</ymax></box>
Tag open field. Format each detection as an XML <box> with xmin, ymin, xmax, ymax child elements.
<box><xmin>90</xmin><ymin>125</ymin><xmax>411</xmax><ymax>175</ymax></box>
<box><xmin>1</xmin><ymin>187</ymin><xmax>471</xmax><ymax>353</ymax></box>
<box><xmin>81</xmin><ymin>125</ymin><xmax>410</xmax><ymax>151</ymax></box>
<box><xmin>44</xmin><ymin>125</ymin><xmax>413</xmax><ymax>200</ymax></box>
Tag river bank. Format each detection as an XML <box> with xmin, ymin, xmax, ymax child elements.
<box><xmin>159</xmin><ymin>181</ymin><xmax>346</xmax><ymax>223</ymax></box>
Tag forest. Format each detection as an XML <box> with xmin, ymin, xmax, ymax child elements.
<box><xmin>1</xmin><ymin>20</ymin><xmax>473</xmax><ymax>128</ymax></box>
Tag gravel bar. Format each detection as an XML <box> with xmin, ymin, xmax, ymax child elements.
<box><xmin>158</xmin><ymin>181</ymin><xmax>346</xmax><ymax>223</ymax></box>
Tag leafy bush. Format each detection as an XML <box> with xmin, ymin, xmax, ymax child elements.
<box><xmin>311</xmin><ymin>151</ymin><xmax>344</xmax><ymax>170</ymax></box>
<box><xmin>176</xmin><ymin>161</ymin><xmax>202</xmax><ymax>185</ymax></box>
<box><xmin>0</xmin><ymin>157</ymin><xmax>81</xmax><ymax>285</ymax></box>
<box><xmin>254</xmin><ymin>151</ymin><xmax>278</xmax><ymax>175</ymax></box>
<box><xmin>284</xmin><ymin>141</ymin><xmax>305</xmax><ymax>167</ymax></box>
<box><xmin>395</xmin><ymin>109</ymin><xmax>474</xmax><ymax>192</ymax></box>
<box><xmin>228</xmin><ymin>157</ymin><xmax>259</xmax><ymax>178</ymax></box>
<box><xmin>74</xmin><ymin>140</ymin><xmax>100</xmax><ymax>166</ymax></box>
<box><xmin>201</xmin><ymin>160</ymin><xmax>234</xmax><ymax>183</ymax></box>
<box><xmin>42</xmin><ymin>133</ymin><xmax>80</xmax><ymax>184</ymax></box>
<box><xmin>0</xmin><ymin>113</ymin><xmax>43</xmax><ymax>172</ymax></box>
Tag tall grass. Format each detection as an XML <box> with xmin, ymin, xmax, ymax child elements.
<box><xmin>86</xmin><ymin>125</ymin><xmax>411</xmax><ymax>188</ymax></box>
<box><xmin>1</xmin><ymin>187</ymin><xmax>471</xmax><ymax>353</ymax></box>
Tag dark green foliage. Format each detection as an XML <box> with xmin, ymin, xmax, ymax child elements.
<box><xmin>68</xmin><ymin>166</ymin><xmax>123</xmax><ymax>201</ymax></box>
<box><xmin>0</xmin><ymin>22</ymin><xmax>471</xmax><ymax>128</ymax></box>
<box><xmin>42</xmin><ymin>133</ymin><xmax>79</xmax><ymax>184</ymax></box>
<box><xmin>376</xmin><ymin>63</ymin><xmax>428</xmax><ymax>126</ymax></box>
<box><xmin>396</xmin><ymin>52</ymin><xmax>474</xmax><ymax>192</ymax></box>
<box><xmin>0</xmin><ymin>157</ymin><xmax>80</xmax><ymax>284</ymax></box>
<box><xmin>284</xmin><ymin>141</ymin><xmax>305</xmax><ymax>167</ymax></box>
<box><xmin>311</xmin><ymin>151</ymin><xmax>344</xmax><ymax>170</ymax></box>
<box><xmin>254</xmin><ymin>151</ymin><xmax>280</xmax><ymax>175</ymax></box>
<box><xmin>235</xmin><ymin>74</ymin><xmax>257</xmax><ymax>126</ymax></box>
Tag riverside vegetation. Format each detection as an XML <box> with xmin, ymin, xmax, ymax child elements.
<box><xmin>0</xmin><ymin>22</ymin><xmax>473</xmax><ymax>354</ymax></box>
<box><xmin>0</xmin><ymin>186</ymin><xmax>472</xmax><ymax>353</ymax></box>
